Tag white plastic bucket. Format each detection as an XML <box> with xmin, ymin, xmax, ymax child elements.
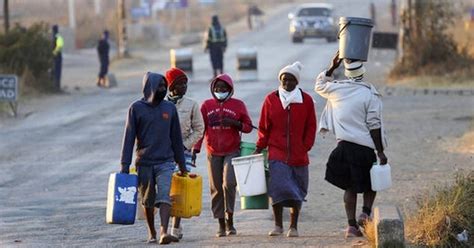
<box><xmin>370</xmin><ymin>163</ymin><xmax>392</xmax><ymax>191</ymax></box>
<box><xmin>232</xmin><ymin>154</ymin><xmax>267</xmax><ymax>196</ymax></box>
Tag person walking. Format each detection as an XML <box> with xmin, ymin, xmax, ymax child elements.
<box><xmin>254</xmin><ymin>62</ymin><xmax>317</xmax><ymax>237</ymax></box>
<box><xmin>51</xmin><ymin>24</ymin><xmax>64</xmax><ymax>90</ymax></box>
<box><xmin>204</xmin><ymin>15</ymin><xmax>227</xmax><ymax>77</ymax></box>
<box><xmin>193</xmin><ymin>73</ymin><xmax>253</xmax><ymax>237</ymax></box>
<box><xmin>97</xmin><ymin>30</ymin><xmax>110</xmax><ymax>87</ymax></box>
<box><xmin>164</xmin><ymin>67</ymin><xmax>205</xmax><ymax>240</ymax></box>
<box><xmin>314</xmin><ymin>51</ymin><xmax>388</xmax><ymax>238</ymax></box>
<box><xmin>120</xmin><ymin>72</ymin><xmax>187</xmax><ymax>245</ymax></box>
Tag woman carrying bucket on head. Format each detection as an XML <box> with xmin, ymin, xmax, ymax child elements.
<box><xmin>254</xmin><ymin>62</ymin><xmax>317</xmax><ymax>237</ymax></box>
<box><xmin>193</xmin><ymin>73</ymin><xmax>253</xmax><ymax>237</ymax></box>
<box><xmin>314</xmin><ymin>50</ymin><xmax>388</xmax><ymax>238</ymax></box>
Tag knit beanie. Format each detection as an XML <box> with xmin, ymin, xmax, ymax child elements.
<box><xmin>165</xmin><ymin>67</ymin><xmax>187</xmax><ymax>89</ymax></box>
<box><xmin>278</xmin><ymin>61</ymin><xmax>303</xmax><ymax>83</ymax></box>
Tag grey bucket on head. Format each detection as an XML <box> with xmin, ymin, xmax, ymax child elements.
<box><xmin>338</xmin><ymin>17</ymin><xmax>374</xmax><ymax>61</ymax></box>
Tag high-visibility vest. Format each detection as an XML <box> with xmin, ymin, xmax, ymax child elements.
<box><xmin>53</xmin><ymin>34</ymin><xmax>64</xmax><ymax>55</ymax></box>
<box><xmin>209</xmin><ymin>26</ymin><xmax>226</xmax><ymax>43</ymax></box>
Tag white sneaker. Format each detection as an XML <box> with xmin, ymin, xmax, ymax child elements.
<box><xmin>171</xmin><ymin>227</ymin><xmax>183</xmax><ymax>239</ymax></box>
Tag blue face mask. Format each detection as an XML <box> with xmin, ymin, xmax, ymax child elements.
<box><xmin>214</xmin><ymin>92</ymin><xmax>229</xmax><ymax>100</ymax></box>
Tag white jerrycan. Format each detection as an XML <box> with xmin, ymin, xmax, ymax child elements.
<box><xmin>370</xmin><ymin>163</ymin><xmax>392</xmax><ymax>191</ymax></box>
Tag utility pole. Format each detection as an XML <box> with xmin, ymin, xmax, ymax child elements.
<box><xmin>68</xmin><ymin>0</ymin><xmax>76</xmax><ymax>29</ymax></box>
<box><xmin>117</xmin><ymin>0</ymin><xmax>129</xmax><ymax>58</ymax></box>
<box><xmin>4</xmin><ymin>0</ymin><xmax>10</xmax><ymax>33</ymax></box>
<box><xmin>94</xmin><ymin>0</ymin><xmax>101</xmax><ymax>15</ymax></box>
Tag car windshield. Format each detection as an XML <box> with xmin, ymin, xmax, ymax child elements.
<box><xmin>297</xmin><ymin>8</ymin><xmax>331</xmax><ymax>17</ymax></box>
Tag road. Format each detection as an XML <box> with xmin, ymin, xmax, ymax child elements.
<box><xmin>1</xmin><ymin>0</ymin><xmax>473</xmax><ymax>247</ymax></box>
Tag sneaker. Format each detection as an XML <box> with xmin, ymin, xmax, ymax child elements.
<box><xmin>287</xmin><ymin>227</ymin><xmax>299</xmax><ymax>237</ymax></box>
<box><xmin>171</xmin><ymin>227</ymin><xmax>183</xmax><ymax>239</ymax></box>
<box><xmin>268</xmin><ymin>226</ymin><xmax>284</xmax><ymax>236</ymax></box>
<box><xmin>345</xmin><ymin>226</ymin><xmax>363</xmax><ymax>238</ymax></box>
<box><xmin>159</xmin><ymin>234</ymin><xmax>179</xmax><ymax>245</ymax></box>
<box><xmin>357</xmin><ymin>213</ymin><xmax>371</xmax><ymax>227</ymax></box>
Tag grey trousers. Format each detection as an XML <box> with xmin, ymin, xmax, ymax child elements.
<box><xmin>207</xmin><ymin>152</ymin><xmax>239</xmax><ymax>219</ymax></box>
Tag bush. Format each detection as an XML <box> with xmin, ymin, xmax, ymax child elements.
<box><xmin>0</xmin><ymin>23</ymin><xmax>55</xmax><ymax>93</ymax></box>
<box><xmin>405</xmin><ymin>171</ymin><xmax>474</xmax><ymax>247</ymax></box>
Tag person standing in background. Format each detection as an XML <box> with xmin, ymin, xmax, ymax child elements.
<box><xmin>204</xmin><ymin>15</ymin><xmax>227</xmax><ymax>78</ymax></box>
<box><xmin>97</xmin><ymin>30</ymin><xmax>110</xmax><ymax>87</ymax></box>
<box><xmin>52</xmin><ymin>24</ymin><xmax>64</xmax><ymax>91</ymax></box>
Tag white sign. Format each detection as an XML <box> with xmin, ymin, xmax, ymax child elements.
<box><xmin>0</xmin><ymin>75</ymin><xmax>18</xmax><ymax>102</ymax></box>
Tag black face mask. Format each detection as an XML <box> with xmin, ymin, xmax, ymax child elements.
<box><xmin>153</xmin><ymin>90</ymin><xmax>167</xmax><ymax>106</ymax></box>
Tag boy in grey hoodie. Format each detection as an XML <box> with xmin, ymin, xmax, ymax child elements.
<box><xmin>120</xmin><ymin>72</ymin><xmax>187</xmax><ymax>245</ymax></box>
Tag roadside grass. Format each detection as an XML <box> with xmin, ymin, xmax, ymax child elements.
<box><xmin>404</xmin><ymin>171</ymin><xmax>474</xmax><ymax>247</ymax></box>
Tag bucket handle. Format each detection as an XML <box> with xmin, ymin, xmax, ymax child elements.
<box><xmin>243</xmin><ymin>160</ymin><xmax>252</xmax><ymax>185</ymax></box>
<box><xmin>337</xmin><ymin>21</ymin><xmax>351</xmax><ymax>40</ymax></box>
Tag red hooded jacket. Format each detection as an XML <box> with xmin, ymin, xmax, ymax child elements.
<box><xmin>194</xmin><ymin>74</ymin><xmax>253</xmax><ymax>156</ymax></box>
<box><xmin>256</xmin><ymin>90</ymin><xmax>317</xmax><ymax>166</ymax></box>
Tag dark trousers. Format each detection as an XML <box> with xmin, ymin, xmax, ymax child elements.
<box><xmin>209</xmin><ymin>46</ymin><xmax>224</xmax><ymax>70</ymax></box>
<box><xmin>99</xmin><ymin>57</ymin><xmax>109</xmax><ymax>78</ymax></box>
<box><xmin>53</xmin><ymin>54</ymin><xmax>62</xmax><ymax>90</ymax></box>
<box><xmin>207</xmin><ymin>152</ymin><xmax>239</xmax><ymax>219</ymax></box>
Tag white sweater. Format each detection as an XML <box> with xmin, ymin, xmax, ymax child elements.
<box><xmin>314</xmin><ymin>71</ymin><xmax>387</xmax><ymax>150</ymax></box>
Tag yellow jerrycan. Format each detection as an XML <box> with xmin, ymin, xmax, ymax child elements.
<box><xmin>170</xmin><ymin>172</ymin><xmax>202</xmax><ymax>218</ymax></box>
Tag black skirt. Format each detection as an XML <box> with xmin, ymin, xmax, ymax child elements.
<box><xmin>325</xmin><ymin>141</ymin><xmax>376</xmax><ymax>193</ymax></box>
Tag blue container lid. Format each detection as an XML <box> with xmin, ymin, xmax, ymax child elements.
<box><xmin>339</xmin><ymin>17</ymin><xmax>374</xmax><ymax>27</ymax></box>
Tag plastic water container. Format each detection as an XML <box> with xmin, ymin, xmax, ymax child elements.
<box><xmin>170</xmin><ymin>172</ymin><xmax>202</xmax><ymax>218</ymax></box>
<box><xmin>239</xmin><ymin>142</ymin><xmax>269</xmax><ymax>209</ymax></box>
<box><xmin>232</xmin><ymin>154</ymin><xmax>267</xmax><ymax>197</ymax></box>
<box><xmin>370</xmin><ymin>163</ymin><xmax>392</xmax><ymax>191</ymax></box>
<box><xmin>338</xmin><ymin>17</ymin><xmax>374</xmax><ymax>61</ymax></box>
<box><xmin>106</xmin><ymin>173</ymin><xmax>138</xmax><ymax>224</ymax></box>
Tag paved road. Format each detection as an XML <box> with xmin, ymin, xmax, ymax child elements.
<box><xmin>1</xmin><ymin>0</ymin><xmax>473</xmax><ymax>247</ymax></box>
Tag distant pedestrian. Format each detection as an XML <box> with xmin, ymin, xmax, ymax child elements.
<box><xmin>314</xmin><ymin>51</ymin><xmax>388</xmax><ymax>238</ymax></box>
<box><xmin>164</xmin><ymin>67</ymin><xmax>205</xmax><ymax>240</ymax></box>
<box><xmin>193</xmin><ymin>73</ymin><xmax>253</xmax><ymax>237</ymax></box>
<box><xmin>120</xmin><ymin>72</ymin><xmax>187</xmax><ymax>245</ymax></box>
<box><xmin>204</xmin><ymin>15</ymin><xmax>227</xmax><ymax>77</ymax></box>
<box><xmin>254</xmin><ymin>62</ymin><xmax>317</xmax><ymax>238</ymax></box>
<box><xmin>51</xmin><ymin>25</ymin><xmax>64</xmax><ymax>90</ymax></box>
<box><xmin>97</xmin><ymin>30</ymin><xmax>110</xmax><ymax>87</ymax></box>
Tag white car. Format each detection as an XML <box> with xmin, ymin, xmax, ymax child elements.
<box><xmin>288</xmin><ymin>3</ymin><xmax>338</xmax><ymax>43</ymax></box>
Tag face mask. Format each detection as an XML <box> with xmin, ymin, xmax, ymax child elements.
<box><xmin>214</xmin><ymin>92</ymin><xmax>229</xmax><ymax>100</ymax></box>
<box><xmin>153</xmin><ymin>90</ymin><xmax>167</xmax><ymax>105</ymax></box>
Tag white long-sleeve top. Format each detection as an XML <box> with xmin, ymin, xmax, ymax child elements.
<box><xmin>314</xmin><ymin>70</ymin><xmax>387</xmax><ymax>150</ymax></box>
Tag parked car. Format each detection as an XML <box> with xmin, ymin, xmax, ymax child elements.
<box><xmin>288</xmin><ymin>3</ymin><xmax>338</xmax><ymax>43</ymax></box>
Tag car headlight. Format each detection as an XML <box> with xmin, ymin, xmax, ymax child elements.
<box><xmin>327</xmin><ymin>18</ymin><xmax>334</xmax><ymax>25</ymax></box>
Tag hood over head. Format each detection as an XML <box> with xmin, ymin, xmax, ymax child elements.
<box><xmin>141</xmin><ymin>72</ymin><xmax>168</xmax><ymax>106</ymax></box>
<box><xmin>210</xmin><ymin>73</ymin><xmax>234</xmax><ymax>101</ymax></box>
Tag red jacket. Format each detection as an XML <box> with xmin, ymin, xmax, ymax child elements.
<box><xmin>256</xmin><ymin>90</ymin><xmax>317</xmax><ymax>166</ymax></box>
<box><xmin>194</xmin><ymin>74</ymin><xmax>253</xmax><ymax>156</ymax></box>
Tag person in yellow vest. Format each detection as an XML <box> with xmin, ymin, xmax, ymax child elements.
<box><xmin>204</xmin><ymin>15</ymin><xmax>227</xmax><ymax>77</ymax></box>
<box><xmin>52</xmin><ymin>25</ymin><xmax>64</xmax><ymax>90</ymax></box>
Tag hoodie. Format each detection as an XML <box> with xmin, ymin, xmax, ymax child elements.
<box><xmin>120</xmin><ymin>72</ymin><xmax>185</xmax><ymax>168</ymax></box>
<box><xmin>194</xmin><ymin>74</ymin><xmax>253</xmax><ymax>156</ymax></box>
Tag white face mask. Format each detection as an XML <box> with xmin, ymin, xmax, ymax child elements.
<box><xmin>214</xmin><ymin>92</ymin><xmax>229</xmax><ymax>100</ymax></box>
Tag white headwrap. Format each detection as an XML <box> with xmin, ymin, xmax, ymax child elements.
<box><xmin>344</xmin><ymin>60</ymin><xmax>366</xmax><ymax>79</ymax></box>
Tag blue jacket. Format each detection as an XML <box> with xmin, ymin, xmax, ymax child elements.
<box><xmin>120</xmin><ymin>72</ymin><xmax>185</xmax><ymax>168</ymax></box>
